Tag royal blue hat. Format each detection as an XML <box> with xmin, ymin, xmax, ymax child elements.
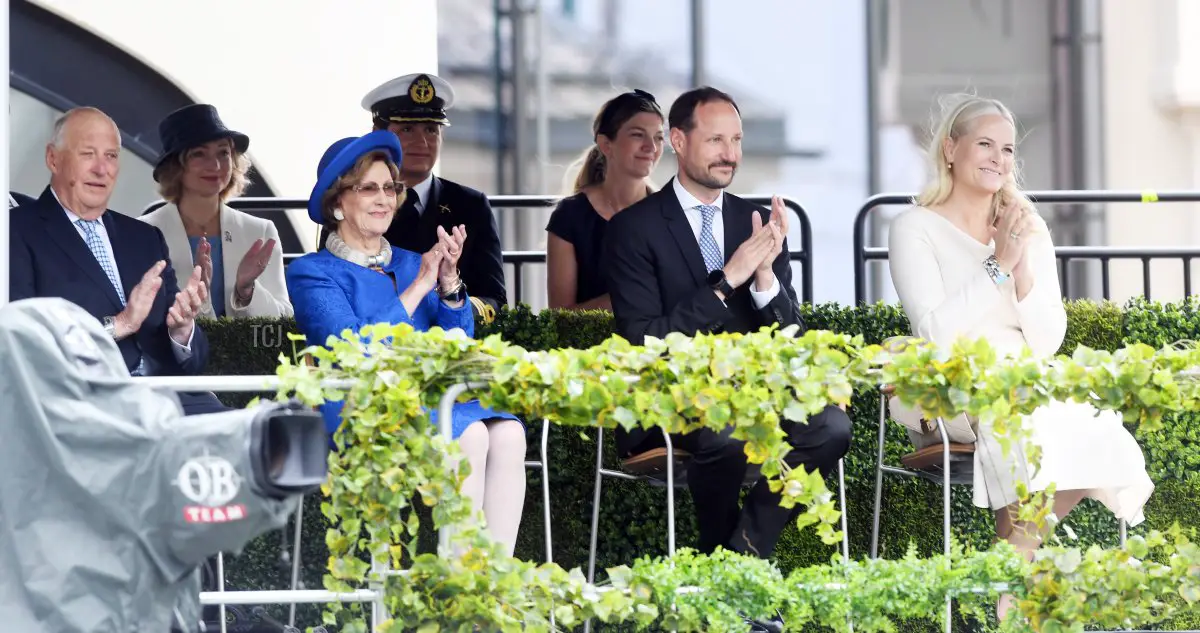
<box><xmin>307</xmin><ymin>130</ymin><xmax>403</xmax><ymax>223</ymax></box>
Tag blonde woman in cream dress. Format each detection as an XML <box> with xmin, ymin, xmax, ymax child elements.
<box><xmin>886</xmin><ymin>94</ymin><xmax>1154</xmax><ymax>621</ymax></box>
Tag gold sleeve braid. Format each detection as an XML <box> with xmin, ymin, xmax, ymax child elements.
<box><xmin>470</xmin><ymin>296</ymin><xmax>496</xmax><ymax>324</ymax></box>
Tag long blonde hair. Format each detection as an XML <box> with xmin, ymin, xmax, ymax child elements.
<box><xmin>915</xmin><ymin>94</ymin><xmax>1035</xmax><ymax>225</ymax></box>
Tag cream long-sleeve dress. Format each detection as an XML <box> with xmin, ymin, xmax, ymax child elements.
<box><xmin>887</xmin><ymin>206</ymin><xmax>1154</xmax><ymax>524</ymax></box>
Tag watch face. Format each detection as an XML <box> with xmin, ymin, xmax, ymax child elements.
<box><xmin>706</xmin><ymin>269</ymin><xmax>724</xmax><ymax>287</ymax></box>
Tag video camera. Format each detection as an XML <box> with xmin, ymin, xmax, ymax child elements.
<box><xmin>0</xmin><ymin>298</ymin><xmax>328</xmax><ymax>633</ymax></box>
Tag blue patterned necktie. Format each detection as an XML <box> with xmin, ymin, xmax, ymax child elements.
<box><xmin>696</xmin><ymin>204</ymin><xmax>724</xmax><ymax>273</ymax></box>
<box><xmin>77</xmin><ymin>219</ymin><xmax>126</xmax><ymax>305</ymax></box>
<box><xmin>77</xmin><ymin>218</ymin><xmax>145</xmax><ymax>375</ymax></box>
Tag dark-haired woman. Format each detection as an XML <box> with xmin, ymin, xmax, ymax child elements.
<box><xmin>545</xmin><ymin>90</ymin><xmax>664</xmax><ymax>310</ymax></box>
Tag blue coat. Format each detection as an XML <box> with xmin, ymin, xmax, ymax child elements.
<box><xmin>285</xmin><ymin>246</ymin><xmax>519</xmax><ymax>439</ymax></box>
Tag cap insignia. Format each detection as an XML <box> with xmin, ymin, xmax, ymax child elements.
<box><xmin>410</xmin><ymin>77</ymin><xmax>435</xmax><ymax>105</ymax></box>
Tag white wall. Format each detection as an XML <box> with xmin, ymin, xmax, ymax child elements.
<box><xmin>26</xmin><ymin>0</ymin><xmax>439</xmax><ymax>245</ymax></box>
<box><xmin>1102</xmin><ymin>0</ymin><xmax>1200</xmax><ymax>303</ymax></box>
<box><xmin>10</xmin><ymin>88</ymin><xmax>157</xmax><ymax>219</ymax></box>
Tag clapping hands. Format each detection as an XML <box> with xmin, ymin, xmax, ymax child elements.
<box><xmin>434</xmin><ymin>224</ymin><xmax>467</xmax><ymax>292</ymax></box>
<box><xmin>167</xmin><ymin>265</ymin><xmax>208</xmax><ymax>345</ymax></box>
<box><xmin>723</xmin><ymin>196</ymin><xmax>788</xmax><ymax>288</ymax></box>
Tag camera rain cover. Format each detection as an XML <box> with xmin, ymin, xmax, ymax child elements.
<box><xmin>0</xmin><ymin>298</ymin><xmax>301</xmax><ymax>632</ymax></box>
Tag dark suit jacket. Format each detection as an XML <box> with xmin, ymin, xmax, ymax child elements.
<box><xmin>9</xmin><ymin>187</ymin><xmax>210</xmax><ymax>376</ymax></box>
<box><xmin>604</xmin><ymin>180</ymin><xmax>803</xmax><ymax>454</ymax></box>
<box><xmin>9</xmin><ymin>191</ymin><xmax>35</xmax><ymax>209</ymax></box>
<box><xmin>604</xmin><ymin>179</ymin><xmax>802</xmax><ymax>345</ymax></box>
<box><xmin>319</xmin><ymin>176</ymin><xmax>508</xmax><ymax>312</ymax></box>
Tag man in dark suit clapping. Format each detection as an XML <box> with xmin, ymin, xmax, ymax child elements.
<box><xmin>603</xmin><ymin>87</ymin><xmax>851</xmax><ymax>626</ymax></box>
<box><xmin>8</xmin><ymin>107</ymin><xmax>224</xmax><ymax>416</ymax></box>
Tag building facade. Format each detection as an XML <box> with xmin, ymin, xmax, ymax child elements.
<box><xmin>876</xmin><ymin>0</ymin><xmax>1200</xmax><ymax>304</ymax></box>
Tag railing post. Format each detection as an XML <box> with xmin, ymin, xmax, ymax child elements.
<box><xmin>435</xmin><ymin>382</ymin><xmax>494</xmax><ymax>554</ymax></box>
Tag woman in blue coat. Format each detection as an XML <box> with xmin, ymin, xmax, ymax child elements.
<box><xmin>286</xmin><ymin>131</ymin><xmax>526</xmax><ymax>555</ymax></box>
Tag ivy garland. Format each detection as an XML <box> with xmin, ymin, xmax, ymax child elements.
<box><xmin>273</xmin><ymin>323</ymin><xmax>1200</xmax><ymax>632</ymax></box>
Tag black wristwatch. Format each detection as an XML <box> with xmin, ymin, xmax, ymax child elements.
<box><xmin>707</xmin><ymin>269</ymin><xmax>735</xmax><ymax>298</ymax></box>
<box><xmin>439</xmin><ymin>279</ymin><xmax>468</xmax><ymax>303</ymax></box>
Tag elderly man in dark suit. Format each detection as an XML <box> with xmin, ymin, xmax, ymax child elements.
<box><xmin>8</xmin><ymin>106</ymin><xmax>224</xmax><ymax>416</ymax></box>
<box><xmin>319</xmin><ymin>73</ymin><xmax>508</xmax><ymax>317</ymax></box>
<box><xmin>603</xmin><ymin>86</ymin><xmax>851</xmax><ymax>633</ymax></box>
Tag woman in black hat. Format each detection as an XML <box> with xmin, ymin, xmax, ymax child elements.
<box><xmin>140</xmin><ymin>104</ymin><xmax>292</xmax><ymax>319</ymax></box>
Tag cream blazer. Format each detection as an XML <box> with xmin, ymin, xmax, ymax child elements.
<box><xmin>140</xmin><ymin>203</ymin><xmax>294</xmax><ymax>319</ymax></box>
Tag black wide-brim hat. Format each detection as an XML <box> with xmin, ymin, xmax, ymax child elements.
<box><xmin>153</xmin><ymin>104</ymin><xmax>250</xmax><ymax>182</ymax></box>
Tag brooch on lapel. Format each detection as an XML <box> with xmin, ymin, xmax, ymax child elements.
<box><xmin>224</xmin><ymin>231</ymin><xmax>233</xmax><ymax>243</ymax></box>
<box><xmin>439</xmin><ymin>204</ymin><xmax>452</xmax><ymax>214</ymax></box>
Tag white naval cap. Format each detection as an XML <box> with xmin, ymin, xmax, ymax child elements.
<box><xmin>361</xmin><ymin>73</ymin><xmax>455</xmax><ymax>126</ymax></box>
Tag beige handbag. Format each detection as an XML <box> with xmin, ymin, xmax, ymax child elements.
<box><xmin>882</xmin><ymin>336</ymin><xmax>977</xmax><ymax>449</ymax></box>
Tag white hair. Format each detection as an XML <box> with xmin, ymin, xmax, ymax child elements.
<box><xmin>50</xmin><ymin>107</ymin><xmax>122</xmax><ymax>149</ymax></box>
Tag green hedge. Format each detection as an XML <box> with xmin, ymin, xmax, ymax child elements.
<box><xmin>204</xmin><ymin>299</ymin><xmax>1200</xmax><ymax>631</ymax></box>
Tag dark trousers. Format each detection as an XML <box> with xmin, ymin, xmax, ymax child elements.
<box><xmin>178</xmin><ymin>391</ymin><xmax>230</xmax><ymax>416</ymax></box>
<box><xmin>618</xmin><ymin>405</ymin><xmax>852</xmax><ymax>559</ymax></box>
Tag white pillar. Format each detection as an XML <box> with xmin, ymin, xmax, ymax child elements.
<box><xmin>1155</xmin><ymin>0</ymin><xmax>1200</xmax><ymax>300</ymax></box>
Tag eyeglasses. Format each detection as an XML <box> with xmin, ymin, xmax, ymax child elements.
<box><xmin>351</xmin><ymin>181</ymin><xmax>406</xmax><ymax>197</ymax></box>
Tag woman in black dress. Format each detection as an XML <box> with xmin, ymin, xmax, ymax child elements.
<box><xmin>546</xmin><ymin>90</ymin><xmax>664</xmax><ymax>310</ymax></box>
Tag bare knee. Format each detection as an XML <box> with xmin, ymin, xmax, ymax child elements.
<box><xmin>457</xmin><ymin>422</ymin><xmax>490</xmax><ymax>461</ymax></box>
<box><xmin>486</xmin><ymin>418</ymin><xmax>527</xmax><ymax>457</ymax></box>
<box><xmin>995</xmin><ymin>506</ymin><xmax>1043</xmax><ymax>555</ymax></box>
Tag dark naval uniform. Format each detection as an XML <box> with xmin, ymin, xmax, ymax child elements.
<box><xmin>384</xmin><ymin>175</ymin><xmax>507</xmax><ymax>317</ymax></box>
<box><xmin>321</xmin><ymin>73</ymin><xmax>507</xmax><ymax>318</ymax></box>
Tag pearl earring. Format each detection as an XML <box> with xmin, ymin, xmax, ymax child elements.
<box><xmin>333</xmin><ymin>209</ymin><xmax>345</xmax><ymax>221</ymax></box>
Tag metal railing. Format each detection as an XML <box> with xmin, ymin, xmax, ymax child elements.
<box><xmin>852</xmin><ymin>190</ymin><xmax>1200</xmax><ymax>304</ymax></box>
<box><xmin>144</xmin><ymin>193</ymin><xmax>816</xmax><ymax>304</ymax></box>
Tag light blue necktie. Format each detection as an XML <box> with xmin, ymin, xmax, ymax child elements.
<box><xmin>77</xmin><ymin>219</ymin><xmax>127</xmax><ymax>305</ymax></box>
<box><xmin>696</xmin><ymin>204</ymin><xmax>724</xmax><ymax>273</ymax></box>
<box><xmin>77</xmin><ymin>218</ymin><xmax>145</xmax><ymax>375</ymax></box>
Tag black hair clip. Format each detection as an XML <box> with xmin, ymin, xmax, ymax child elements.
<box><xmin>595</xmin><ymin>89</ymin><xmax>661</xmax><ymax>136</ymax></box>
<box><xmin>628</xmin><ymin>89</ymin><xmax>656</xmax><ymax>104</ymax></box>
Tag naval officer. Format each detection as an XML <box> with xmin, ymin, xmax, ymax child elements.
<box><xmin>321</xmin><ymin>73</ymin><xmax>507</xmax><ymax>317</ymax></box>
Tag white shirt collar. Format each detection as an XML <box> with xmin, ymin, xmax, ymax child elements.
<box><xmin>409</xmin><ymin>174</ymin><xmax>434</xmax><ymax>212</ymax></box>
<box><xmin>672</xmin><ymin>176</ymin><xmax>723</xmax><ymax>213</ymax></box>
<box><xmin>51</xmin><ymin>187</ymin><xmax>88</xmax><ymax>224</ymax></box>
